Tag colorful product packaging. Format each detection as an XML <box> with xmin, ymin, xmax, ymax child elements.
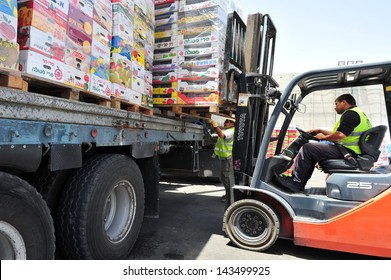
<box><xmin>0</xmin><ymin>40</ymin><xmax>19</xmax><ymax>71</ymax></box>
<box><xmin>63</xmin><ymin>64</ymin><xmax>90</xmax><ymax>90</ymax></box>
<box><xmin>0</xmin><ymin>10</ymin><xmax>17</xmax><ymax>42</ymax></box>
<box><xmin>90</xmin><ymin>74</ymin><xmax>111</xmax><ymax>97</ymax></box>
<box><xmin>19</xmin><ymin>50</ymin><xmax>64</xmax><ymax>83</ymax></box>
<box><xmin>64</xmin><ymin>38</ymin><xmax>91</xmax><ymax>72</ymax></box>
<box><xmin>110</xmin><ymin>53</ymin><xmax>131</xmax><ymax>88</ymax></box>
<box><xmin>18</xmin><ymin>26</ymin><xmax>65</xmax><ymax>62</ymax></box>
<box><xmin>18</xmin><ymin>0</ymin><xmax>69</xmax><ymax>41</ymax></box>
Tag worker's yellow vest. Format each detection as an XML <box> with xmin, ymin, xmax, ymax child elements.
<box><xmin>332</xmin><ymin>107</ymin><xmax>372</xmax><ymax>154</ymax></box>
<box><xmin>214</xmin><ymin>127</ymin><xmax>235</xmax><ymax>158</ymax></box>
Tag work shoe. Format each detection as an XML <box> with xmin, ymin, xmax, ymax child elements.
<box><xmin>274</xmin><ymin>174</ymin><xmax>304</xmax><ymax>193</ymax></box>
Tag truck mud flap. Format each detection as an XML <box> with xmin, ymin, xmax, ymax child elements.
<box><xmin>0</xmin><ymin>144</ymin><xmax>42</xmax><ymax>172</ymax></box>
<box><xmin>49</xmin><ymin>144</ymin><xmax>82</xmax><ymax>171</ymax></box>
<box><xmin>131</xmin><ymin>142</ymin><xmax>156</xmax><ymax>159</ymax></box>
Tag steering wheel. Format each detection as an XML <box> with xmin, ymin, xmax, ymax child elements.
<box><xmin>296</xmin><ymin>128</ymin><xmax>319</xmax><ymax>141</ymax></box>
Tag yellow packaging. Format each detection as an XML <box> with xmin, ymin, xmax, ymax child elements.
<box><xmin>0</xmin><ymin>41</ymin><xmax>19</xmax><ymax>71</ymax></box>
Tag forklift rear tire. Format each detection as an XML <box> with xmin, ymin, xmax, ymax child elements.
<box><xmin>223</xmin><ymin>199</ymin><xmax>280</xmax><ymax>251</ymax></box>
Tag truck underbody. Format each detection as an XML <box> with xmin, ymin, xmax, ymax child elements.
<box><xmin>0</xmin><ymin>85</ymin><xmax>205</xmax><ymax>259</ymax></box>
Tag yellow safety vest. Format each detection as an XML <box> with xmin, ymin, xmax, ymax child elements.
<box><xmin>214</xmin><ymin>127</ymin><xmax>235</xmax><ymax>158</ymax></box>
<box><xmin>332</xmin><ymin>107</ymin><xmax>372</xmax><ymax>154</ymax></box>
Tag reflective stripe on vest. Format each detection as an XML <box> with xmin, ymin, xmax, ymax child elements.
<box><xmin>332</xmin><ymin>107</ymin><xmax>372</xmax><ymax>154</ymax></box>
<box><xmin>214</xmin><ymin>127</ymin><xmax>235</xmax><ymax>158</ymax></box>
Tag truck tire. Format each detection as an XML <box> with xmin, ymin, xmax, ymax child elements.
<box><xmin>56</xmin><ymin>154</ymin><xmax>145</xmax><ymax>259</ymax></box>
<box><xmin>223</xmin><ymin>199</ymin><xmax>280</xmax><ymax>252</ymax></box>
<box><xmin>31</xmin><ymin>168</ymin><xmax>73</xmax><ymax>219</ymax></box>
<box><xmin>0</xmin><ymin>172</ymin><xmax>55</xmax><ymax>260</ymax></box>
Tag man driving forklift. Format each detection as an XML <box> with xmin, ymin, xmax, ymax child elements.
<box><xmin>275</xmin><ymin>93</ymin><xmax>372</xmax><ymax>192</ymax></box>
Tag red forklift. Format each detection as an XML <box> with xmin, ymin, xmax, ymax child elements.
<box><xmin>223</xmin><ymin>16</ymin><xmax>391</xmax><ymax>256</ymax></box>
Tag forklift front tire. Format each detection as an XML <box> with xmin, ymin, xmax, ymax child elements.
<box><xmin>223</xmin><ymin>199</ymin><xmax>280</xmax><ymax>252</ymax></box>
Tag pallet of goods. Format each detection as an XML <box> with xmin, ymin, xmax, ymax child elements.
<box><xmin>152</xmin><ymin>0</ymin><xmax>229</xmax><ymax>113</ymax></box>
<box><xmin>152</xmin><ymin>0</ymin><xmax>179</xmax><ymax>106</ymax></box>
<box><xmin>0</xmin><ymin>0</ymin><xmax>156</xmax><ymax>115</ymax></box>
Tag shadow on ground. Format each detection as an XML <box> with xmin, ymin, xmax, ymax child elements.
<box><xmin>128</xmin><ymin>175</ymin><xmax>385</xmax><ymax>260</ymax></box>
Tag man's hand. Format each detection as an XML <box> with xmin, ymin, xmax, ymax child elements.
<box><xmin>315</xmin><ymin>133</ymin><xmax>327</xmax><ymax>140</ymax></box>
<box><xmin>206</xmin><ymin>118</ymin><xmax>219</xmax><ymax>128</ymax></box>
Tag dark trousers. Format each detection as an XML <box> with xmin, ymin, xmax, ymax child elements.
<box><xmin>293</xmin><ymin>142</ymin><xmax>344</xmax><ymax>186</ymax></box>
<box><xmin>219</xmin><ymin>156</ymin><xmax>234</xmax><ymax>208</ymax></box>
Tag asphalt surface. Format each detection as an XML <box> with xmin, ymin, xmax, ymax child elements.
<box><xmin>128</xmin><ymin>174</ymin><xmax>383</xmax><ymax>260</ymax></box>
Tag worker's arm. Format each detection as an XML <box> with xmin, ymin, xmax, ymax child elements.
<box><xmin>314</xmin><ymin>131</ymin><xmax>346</xmax><ymax>141</ymax></box>
<box><xmin>308</xmin><ymin>128</ymin><xmax>333</xmax><ymax>135</ymax></box>
<box><xmin>308</xmin><ymin>128</ymin><xmax>346</xmax><ymax>141</ymax></box>
<box><xmin>210</xmin><ymin>121</ymin><xmax>226</xmax><ymax>138</ymax></box>
<box><xmin>310</xmin><ymin>110</ymin><xmax>359</xmax><ymax>141</ymax></box>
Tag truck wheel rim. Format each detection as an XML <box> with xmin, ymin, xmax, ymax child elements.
<box><xmin>103</xmin><ymin>180</ymin><xmax>136</xmax><ymax>243</ymax></box>
<box><xmin>0</xmin><ymin>221</ymin><xmax>27</xmax><ymax>260</ymax></box>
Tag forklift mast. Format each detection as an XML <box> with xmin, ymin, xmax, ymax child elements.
<box><xmin>158</xmin><ymin>13</ymin><xmax>280</xmax><ymax>180</ymax></box>
<box><xmin>233</xmin><ymin>14</ymin><xmax>279</xmax><ymax>186</ymax></box>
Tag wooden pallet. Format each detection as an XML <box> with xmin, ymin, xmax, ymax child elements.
<box><xmin>155</xmin><ymin>104</ymin><xmax>220</xmax><ymax>117</ymax></box>
<box><xmin>20</xmin><ymin>74</ymin><xmax>113</xmax><ymax>108</ymax></box>
<box><xmin>154</xmin><ymin>104</ymin><xmax>237</xmax><ymax>121</ymax></box>
<box><xmin>0</xmin><ymin>73</ymin><xmax>28</xmax><ymax>91</ymax></box>
<box><xmin>111</xmin><ymin>98</ymin><xmax>154</xmax><ymax>116</ymax></box>
<box><xmin>0</xmin><ymin>72</ymin><xmax>153</xmax><ymax>115</ymax></box>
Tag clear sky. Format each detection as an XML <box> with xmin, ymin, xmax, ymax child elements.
<box><xmin>236</xmin><ymin>0</ymin><xmax>391</xmax><ymax>73</ymax></box>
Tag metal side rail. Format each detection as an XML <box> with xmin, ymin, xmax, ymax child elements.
<box><xmin>0</xmin><ymin>87</ymin><xmax>204</xmax><ymax>137</ymax></box>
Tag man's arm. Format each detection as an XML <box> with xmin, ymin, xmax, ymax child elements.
<box><xmin>310</xmin><ymin>110</ymin><xmax>360</xmax><ymax>141</ymax></box>
<box><xmin>209</xmin><ymin>120</ymin><xmax>226</xmax><ymax>139</ymax></box>
<box><xmin>307</xmin><ymin>128</ymin><xmax>345</xmax><ymax>141</ymax></box>
<box><xmin>214</xmin><ymin>126</ymin><xmax>226</xmax><ymax>139</ymax></box>
<box><xmin>314</xmin><ymin>131</ymin><xmax>346</xmax><ymax>141</ymax></box>
<box><xmin>308</xmin><ymin>128</ymin><xmax>333</xmax><ymax>135</ymax></box>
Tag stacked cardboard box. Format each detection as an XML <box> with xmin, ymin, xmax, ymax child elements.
<box><xmin>0</xmin><ymin>0</ymin><xmax>19</xmax><ymax>71</ymax></box>
<box><xmin>153</xmin><ymin>0</ymin><xmax>228</xmax><ymax>106</ymax></box>
<box><xmin>267</xmin><ymin>129</ymin><xmax>300</xmax><ymax>175</ymax></box>
<box><xmin>64</xmin><ymin>0</ymin><xmax>93</xmax><ymax>91</ymax></box>
<box><xmin>89</xmin><ymin>0</ymin><xmax>112</xmax><ymax>96</ymax></box>
<box><xmin>375</xmin><ymin>140</ymin><xmax>390</xmax><ymax>167</ymax></box>
<box><xmin>17</xmin><ymin>0</ymin><xmax>69</xmax><ymax>82</ymax></box>
<box><xmin>110</xmin><ymin>0</ymin><xmax>154</xmax><ymax>107</ymax></box>
<box><xmin>153</xmin><ymin>0</ymin><xmax>179</xmax><ymax>105</ymax></box>
<box><xmin>14</xmin><ymin>0</ymin><xmax>156</xmax><ymax>106</ymax></box>
<box><xmin>110</xmin><ymin>0</ymin><xmax>134</xmax><ymax>102</ymax></box>
<box><xmin>133</xmin><ymin>0</ymin><xmax>154</xmax><ymax>107</ymax></box>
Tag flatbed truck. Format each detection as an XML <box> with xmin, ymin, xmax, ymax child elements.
<box><xmin>0</xmin><ymin>84</ymin><xmax>204</xmax><ymax>260</ymax></box>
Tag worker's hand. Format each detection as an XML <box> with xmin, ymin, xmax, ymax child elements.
<box><xmin>206</xmin><ymin>118</ymin><xmax>219</xmax><ymax>128</ymax></box>
<box><xmin>315</xmin><ymin>133</ymin><xmax>326</xmax><ymax>140</ymax></box>
<box><xmin>211</xmin><ymin>121</ymin><xmax>219</xmax><ymax>128</ymax></box>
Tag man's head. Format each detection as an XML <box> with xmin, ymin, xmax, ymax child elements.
<box><xmin>334</xmin><ymin>94</ymin><xmax>356</xmax><ymax>114</ymax></box>
<box><xmin>224</xmin><ymin>119</ymin><xmax>235</xmax><ymax>128</ymax></box>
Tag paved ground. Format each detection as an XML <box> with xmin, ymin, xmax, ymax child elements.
<box><xmin>128</xmin><ymin>174</ymin><xmax>382</xmax><ymax>260</ymax></box>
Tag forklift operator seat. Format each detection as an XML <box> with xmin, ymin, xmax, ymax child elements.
<box><xmin>319</xmin><ymin>125</ymin><xmax>388</xmax><ymax>173</ymax></box>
